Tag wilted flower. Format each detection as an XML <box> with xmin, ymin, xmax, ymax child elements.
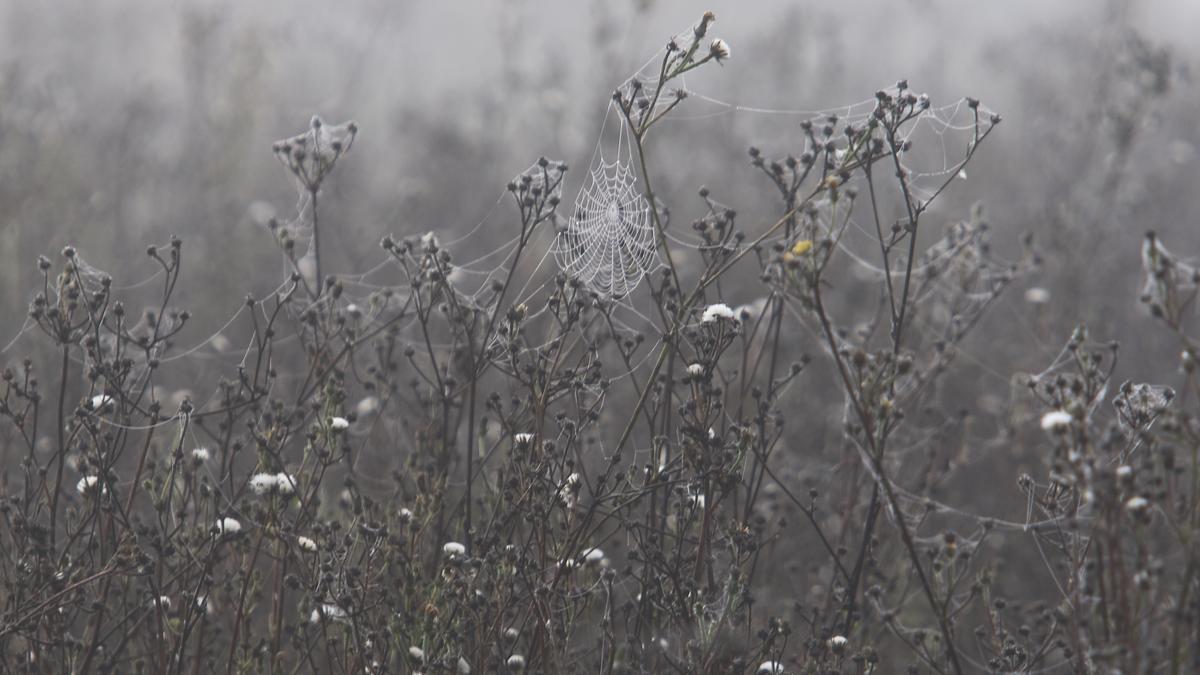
<box><xmin>310</xmin><ymin>603</ymin><xmax>346</xmax><ymax>623</ymax></box>
<box><xmin>701</xmin><ymin>303</ymin><xmax>735</xmax><ymax>323</ymax></box>
<box><xmin>1040</xmin><ymin>410</ymin><xmax>1073</xmax><ymax>433</ymax></box>
<box><xmin>420</xmin><ymin>231</ymin><xmax>439</xmax><ymax>252</ymax></box>
<box><xmin>709</xmin><ymin>38</ymin><xmax>730</xmax><ymax>61</ymax></box>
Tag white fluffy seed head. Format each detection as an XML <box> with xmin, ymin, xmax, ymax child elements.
<box><xmin>216</xmin><ymin>517</ymin><xmax>241</xmax><ymax>535</ymax></box>
<box><xmin>191</xmin><ymin>447</ymin><xmax>211</xmax><ymax>462</ymax></box>
<box><xmin>249</xmin><ymin>473</ymin><xmax>278</xmax><ymax>495</ymax></box>
<box><xmin>330</xmin><ymin>416</ymin><xmax>350</xmax><ymax>431</ymax></box>
<box><xmin>275</xmin><ymin>472</ymin><xmax>297</xmax><ymax>495</ymax></box>
<box><xmin>443</xmin><ymin>541</ymin><xmax>466</xmax><ymax>558</ymax></box>
<box><xmin>297</xmin><ymin>536</ymin><xmax>318</xmax><ymax>552</ymax></box>
<box><xmin>687</xmin><ymin>363</ymin><xmax>704</xmax><ymax>376</ymax></box>
<box><xmin>506</xmin><ymin>654</ymin><xmax>526</xmax><ymax>670</ymax></box>
<box><xmin>1040</xmin><ymin>410</ymin><xmax>1073</xmax><ymax>433</ymax></box>
<box><xmin>829</xmin><ymin>634</ymin><xmax>848</xmax><ymax>652</ymax></box>
<box><xmin>1125</xmin><ymin>496</ymin><xmax>1150</xmax><ymax>513</ymax></box>
<box><xmin>356</xmin><ymin>396</ymin><xmax>380</xmax><ymax>416</ymax></box>
<box><xmin>408</xmin><ymin>646</ymin><xmax>425</xmax><ymax>661</ymax></box>
<box><xmin>701</xmin><ymin>303</ymin><xmax>735</xmax><ymax>323</ymax></box>
<box><xmin>757</xmin><ymin>662</ymin><xmax>784</xmax><ymax>675</ymax></box>
<box><xmin>710</xmin><ymin>38</ymin><xmax>730</xmax><ymax>61</ymax></box>
<box><xmin>76</xmin><ymin>475</ymin><xmax>101</xmax><ymax>495</ymax></box>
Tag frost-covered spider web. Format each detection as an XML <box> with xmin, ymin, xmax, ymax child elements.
<box><xmin>557</xmin><ymin>149</ymin><xmax>658</xmax><ymax>299</ymax></box>
<box><xmin>553</xmin><ymin>81</ymin><xmax>662</xmax><ymax>300</ymax></box>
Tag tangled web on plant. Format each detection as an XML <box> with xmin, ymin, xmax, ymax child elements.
<box><xmin>1139</xmin><ymin>231</ymin><xmax>1198</xmax><ymax>315</ymax></box>
<box><xmin>270</xmin><ymin>116</ymin><xmax>358</xmax><ymax>298</ymax></box>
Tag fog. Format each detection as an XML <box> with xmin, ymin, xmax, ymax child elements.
<box><xmin>2</xmin><ymin>0</ymin><xmax>1194</xmax><ymax>378</ymax></box>
<box><xmin>0</xmin><ymin>2</ymin><xmax>1198</xmax><ymax>670</ymax></box>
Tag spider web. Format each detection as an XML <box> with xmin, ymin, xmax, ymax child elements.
<box><xmin>557</xmin><ymin>150</ymin><xmax>659</xmax><ymax>299</ymax></box>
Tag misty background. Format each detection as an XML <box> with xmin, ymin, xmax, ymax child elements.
<box><xmin>1</xmin><ymin>0</ymin><xmax>1197</xmax><ymax>449</ymax></box>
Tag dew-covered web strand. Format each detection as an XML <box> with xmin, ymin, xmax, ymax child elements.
<box><xmin>673</xmin><ymin>72</ymin><xmax>996</xmax><ymax>201</ymax></box>
<box><xmin>779</xmin><ymin>299</ymin><xmax>1076</xmax><ymax>534</ymax></box>
<box><xmin>158</xmin><ymin>278</ymin><xmax>293</xmax><ymax>364</ymax></box>
<box><xmin>1</xmin><ymin>317</ymin><xmax>34</xmax><ymax>355</ymax></box>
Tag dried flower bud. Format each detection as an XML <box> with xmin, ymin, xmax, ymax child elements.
<box><xmin>709</xmin><ymin>38</ymin><xmax>730</xmax><ymax>62</ymax></box>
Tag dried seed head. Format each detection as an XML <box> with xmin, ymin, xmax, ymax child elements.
<box><xmin>709</xmin><ymin>38</ymin><xmax>730</xmax><ymax>62</ymax></box>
